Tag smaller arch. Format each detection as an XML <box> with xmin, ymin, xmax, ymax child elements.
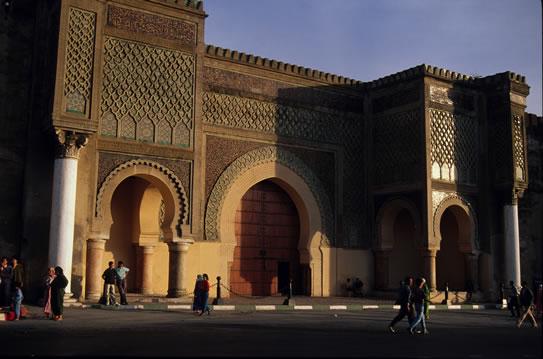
<box><xmin>375</xmin><ymin>197</ymin><xmax>422</xmax><ymax>251</ymax></box>
<box><xmin>432</xmin><ymin>195</ymin><xmax>478</xmax><ymax>253</ymax></box>
<box><xmin>94</xmin><ymin>159</ymin><xmax>189</xmax><ymax>239</ymax></box>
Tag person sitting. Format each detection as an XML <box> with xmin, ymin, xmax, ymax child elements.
<box><xmin>353</xmin><ymin>278</ymin><xmax>364</xmax><ymax>298</ymax></box>
<box><xmin>345</xmin><ymin>278</ymin><xmax>353</xmax><ymax>297</ymax></box>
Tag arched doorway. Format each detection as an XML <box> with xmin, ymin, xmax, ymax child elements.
<box><xmin>388</xmin><ymin>209</ymin><xmax>422</xmax><ymax>287</ymax></box>
<box><xmin>230</xmin><ymin>180</ymin><xmax>303</xmax><ymax>296</ymax></box>
<box><xmin>436</xmin><ymin>205</ymin><xmax>471</xmax><ymax>290</ymax></box>
<box><xmin>104</xmin><ymin>176</ymin><xmax>170</xmax><ymax>295</ymax></box>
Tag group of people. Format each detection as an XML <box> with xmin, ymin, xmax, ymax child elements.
<box><xmin>192</xmin><ymin>274</ymin><xmax>211</xmax><ymax>316</ymax></box>
<box><xmin>0</xmin><ymin>257</ymin><xmax>25</xmax><ymax>320</ymax></box>
<box><xmin>41</xmin><ymin>266</ymin><xmax>69</xmax><ymax>321</ymax></box>
<box><xmin>346</xmin><ymin>277</ymin><xmax>364</xmax><ymax>298</ymax></box>
<box><xmin>506</xmin><ymin>280</ymin><xmax>539</xmax><ymax>328</ymax></box>
<box><xmin>100</xmin><ymin>261</ymin><xmax>130</xmax><ymax>306</ymax></box>
<box><xmin>388</xmin><ymin>276</ymin><xmax>431</xmax><ymax>335</ymax></box>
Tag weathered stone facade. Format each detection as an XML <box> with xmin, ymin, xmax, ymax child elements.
<box><xmin>0</xmin><ymin>0</ymin><xmax>540</xmax><ymax>302</ymax></box>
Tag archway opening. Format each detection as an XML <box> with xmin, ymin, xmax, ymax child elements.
<box><xmin>388</xmin><ymin>208</ymin><xmax>422</xmax><ymax>288</ymax></box>
<box><xmin>230</xmin><ymin>179</ymin><xmax>304</xmax><ymax>296</ymax></box>
<box><xmin>437</xmin><ymin>206</ymin><xmax>469</xmax><ymax>291</ymax></box>
<box><xmin>105</xmin><ymin>176</ymin><xmax>170</xmax><ymax>295</ymax></box>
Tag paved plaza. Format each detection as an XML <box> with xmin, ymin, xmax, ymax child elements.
<box><xmin>0</xmin><ymin>305</ymin><xmax>540</xmax><ymax>358</ymax></box>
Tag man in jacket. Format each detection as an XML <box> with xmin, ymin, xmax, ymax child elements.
<box><xmin>517</xmin><ymin>281</ymin><xmax>538</xmax><ymax>328</ymax></box>
<box><xmin>388</xmin><ymin>276</ymin><xmax>413</xmax><ymax>333</ymax></box>
<box><xmin>101</xmin><ymin>261</ymin><xmax>118</xmax><ymax>306</ymax></box>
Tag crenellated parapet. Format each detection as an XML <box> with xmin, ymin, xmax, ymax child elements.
<box><xmin>147</xmin><ymin>0</ymin><xmax>204</xmax><ymax>11</ymax></box>
<box><xmin>205</xmin><ymin>45</ymin><xmax>363</xmax><ymax>87</ymax></box>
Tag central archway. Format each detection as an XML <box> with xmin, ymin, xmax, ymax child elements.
<box><xmin>231</xmin><ymin>180</ymin><xmax>303</xmax><ymax>296</ymax></box>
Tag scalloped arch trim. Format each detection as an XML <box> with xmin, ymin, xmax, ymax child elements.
<box><xmin>95</xmin><ymin>159</ymin><xmax>189</xmax><ymax>227</ymax></box>
<box><xmin>204</xmin><ymin>146</ymin><xmax>333</xmax><ymax>244</ymax></box>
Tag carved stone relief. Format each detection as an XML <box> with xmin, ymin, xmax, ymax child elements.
<box><xmin>202</xmin><ymin>91</ymin><xmax>358</xmax><ymax>143</ymax></box>
<box><xmin>430</xmin><ymin>109</ymin><xmax>478</xmax><ymax>184</ymax></box>
<box><xmin>373</xmin><ymin>109</ymin><xmax>420</xmax><ymax>185</ymax></box>
<box><xmin>512</xmin><ymin>114</ymin><xmax>527</xmax><ymax>182</ymax></box>
<box><xmin>63</xmin><ymin>7</ymin><xmax>96</xmax><ymax>116</ymax></box>
<box><xmin>107</xmin><ymin>5</ymin><xmax>196</xmax><ymax>46</ymax></box>
<box><xmin>99</xmin><ymin>36</ymin><xmax>194</xmax><ymax>147</ymax></box>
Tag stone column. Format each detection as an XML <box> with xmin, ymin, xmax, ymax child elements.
<box><xmin>48</xmin><ymin>130</ymin><xmax>88</xmax><ymax>296</ymax></box>
<box><xmin>85</xmin><ymin>237</ymin><xmax>106</xmax><ymax>300</ymax></box>
<box><xmin>374</xmin><ymin>250</ymin><xmax>390</xmax><ymax>290</ymax></box>
<box><xmin>503</xmin><ymin>197</ymin><xmax>521</xmax><ymax>287</ymax></box>
<box><xmin>140</xmin><ymin>245</ymin><xmax>155</xmax><ymax>295</ymax></box>
<box><xmin>464</xmin><ymin>253</ymin><xmax>479</xmax><ymax>291</ymax></box>
<box><xmin>167</xmin><ymin>238</ymin><xmax>194</xmax><ymax>297</ymax></box>
<box><xmin>422</xmin><ymin>249</ymin><xmax>437</xmax><ymax>291</ymax></box>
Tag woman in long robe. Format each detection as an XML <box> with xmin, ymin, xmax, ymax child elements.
<box><xmin>50</xmin><ymin>266</ymin><xmax>68</xmax><ymax>321</ymax></box>
<box><xmin>43</xmin><ymin>267</ymin><xmax>56</xmax><ymax>318</ymax></box>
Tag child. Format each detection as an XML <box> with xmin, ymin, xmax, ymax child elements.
<box><xmin>13</xmin><ymin>281</ymin><xmax>23</xmax><ymax>320</ymax></box>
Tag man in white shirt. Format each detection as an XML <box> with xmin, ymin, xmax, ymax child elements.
<box><xmin>115</xmin><ymin>261</ymin><xmax>130</xmax><ymax>305</ymax></box>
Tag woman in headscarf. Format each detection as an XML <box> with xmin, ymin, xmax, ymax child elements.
<box><xmin>43</xmin><ymin>267</ymin><xmax>56</xmax><ymax>318</ymax></box>
<box><xmin>199</xmin><ymin>273</ymin><xmax>211</xmax><ymax>316</ymax></box>
<box><xmin>192</xmin><ymin>274</ymin><xmax>202</xmax><ymax>312</ymax></box>
<box><xmin>50</xmin><ymin>266</ymin><xmax>68</xmax><ymax>321</ymax></box>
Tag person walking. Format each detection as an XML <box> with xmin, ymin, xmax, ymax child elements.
<box><xmin>101</xmin><ymin>261</ymin><xmax>117</xmax><ymax>306</ymax></box>
<box><xmin>0</xmin><ymin>257</ymin><xmax>13</xmax><ymax>307</ymax></box>
<box><xmin>192</xmin><ymin>274</ymin><xmax>202</xmax><ymax>312</ymax></box>
<box><xmin>199</xmin><ymin>273</ymin><xmax>211</xmax><ymax>316</ymax></box>
<box><xmin>50</xmin><ymin>266</ymin><xmax>68</xmax><ymax>321</ymax></box>
<box><xmin>422</xmin><ymin>278</ymin><xmax>431</xmax><ymax>321</ymax></box>
<box><xmin>517</xmin><ymin>280</ymin><xmax>539</xmax><ymax>328</ymax></box>
<box><xmin>12</xmin><ymin>281</ymin><xmax>23</xmax><ymax>321</ymax></box>
<box><xmin>388</xmin><ymin>276</ymin><xmax>413</xmax><ymax>333</ymax></box>
<box><xmin>508</xmin><ymin>280</ymin><xmax>521</xmax><ymax>318</ymax></box>
<box><xmin>115</xmin><ymin>261</ymin><xmax>130</xmax><ymax>305</ymax></box>
<box><xmin>408</xmin><ymin>278</ymin><xmax>429</xmax><ymax>335</ymax></box>
<box><xmin>43</xmin><ymin>267</ymin><xmax>56</xmax><ymax>319</ymax></box>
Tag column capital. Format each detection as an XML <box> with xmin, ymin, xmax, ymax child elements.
<box><xmin>87</xmin><ymin>237</ymin><xmax>106</xmax><ymax>250</ymax></box>
<box><xmin>168</xmin><ymin>238</ymin><xmax>194</xmax><ymax>252</ymax></box>
<box><xmin>54</xmin><ymin>128</ymin><xmax>89</xmax><ymax>159</ymax></box>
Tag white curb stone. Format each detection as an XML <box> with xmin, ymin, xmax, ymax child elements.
<box><xmin>448</xmin><ymin>305</ymin><xmax>461</xmax><ymax>309</ymax></box>
<box><xmin>363</xmin><ymin>305</ymin><xmax>379</xmax><ymax>309</ymax></box>
<box><xmin>168</xmin><ymin>305</ymin><xmax>191</xmax><ymax>310</ymax></box>
<box><xmin>294</xmin><ymin>305</ymin><xmax>313</xmax><ymax>310</ymax></box>
<box><xmin>330</xmin><ymin>305</ymin><xmax>347</xmax><ymax>310</ymax></box>
<box><xmin>213</xmin><ymin>305</ymin><xmax>235</xmax><ymax>310</ymax></box>
<box><xmin>255</xmin><ymin>305</ymin><xmax>276</xmax><ymax>311</ymax></box>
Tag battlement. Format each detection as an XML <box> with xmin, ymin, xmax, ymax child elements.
<box><xmin>525</xmin><ymin>112</ymin><xmax>543</xmax><ymax>128</ymax></box>
<box><xmin>147</xmin><ymin>0</ymin><xmax>204</xmax><ymax>11</ymax></box>
<box><xmin>205</xmin><ymin>45</ymin><xmax>363</xmax><ymax>87</ymax></box>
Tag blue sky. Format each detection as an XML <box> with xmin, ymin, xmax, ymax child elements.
<box><xmin>204</xmin><ymin>0</ymin><xmax>542</xmax><ymax>115</ymax></box>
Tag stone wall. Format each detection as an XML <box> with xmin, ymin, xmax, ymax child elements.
<box><xmin>519</xmin><ymin>113</ymin><xmax>543</xmax><ymax>287</ymax></box>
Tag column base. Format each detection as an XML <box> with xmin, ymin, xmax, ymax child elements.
<box><xmin>167</xmin><ymin>288</ymin><xmax>187</xmax><ymax>298</ymax></box>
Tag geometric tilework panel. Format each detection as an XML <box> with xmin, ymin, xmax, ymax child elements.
<box><xmin>373</xmin><ymin>109</ymin><xmax>420</xmax><ymax>185</ymax></box>
<box><xmin>100</xmin><ymin>36</ymin><xmax>194</xmax><ymax>147</ymax></box>
<box><xmin>430</xmin><ymin>109</ymin><xmax>478</xmax><ymax>184</ymax></box>
<box><xmin>512</xmin><ymin>114</ymin><xmax>526</xmax><ymax>182</ymax></box>
<box><xmin>63</xmin><ymin>7</ymin><xmax>96</xmax><ymax>116</ymax></box>
<box><xmin>202</xmin><ymin>91</ymin><xmax>357</xmax><ymax>144</ymax></box>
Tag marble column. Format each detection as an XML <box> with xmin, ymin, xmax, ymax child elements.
<box><xmin>167</xmin><ymin>238</ymin><xmax>194</xmax><ymax>297</ymax></box>
<box><xmin>48</xmin><ymin>130</ymin><xmax>88</xmax><ymax>296</ymax></box>
<box><xmin>141</xmin><ymin>245</ymin><xmax>155</xmax><ymax>295</ymax></box>
<box><xmin>503</xmin><ymin>198</ymin><xmax>521</xmax><ymax>287</ymax></box>
<box><xmin>423</xmin><ymin>249</ymin><xmax>437</xmax><ymax>291</ymax></box>
<box><xmin>374</xmin><ymin>250</ymin><xmax>390</xmax><ymax>290</ymax></box>
<box><xmin>85</xmin><ymin>237</ymin><xmax>106</xmax><ymax>300</ymax></box>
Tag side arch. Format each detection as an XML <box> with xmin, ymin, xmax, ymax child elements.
<box><xmin>374</xmin><ymin>197</ymin><xmax>422</xmax><ymax>251</ymax></box>
<box><xmin>432</xmin><ymin>194</ymin><xmax>478</xmax><ymax>253</ymax></box>
<box><xmin>93</xmin><ymin>159</ymin><xmax>189</xmax><ymax>240</ymax></box>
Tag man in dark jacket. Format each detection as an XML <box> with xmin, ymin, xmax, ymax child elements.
<box><xmin>388</xmin><ymin>276</ymin><xmax>413</xmax><ymax>333</ymax></box>
<box><xmin>101</xmin><ymin>261</ymin><xmax>118</xmax><ymax>306</ymax></box>
<box><xmin>508</xmin><ymin>280</ymin><xmax>521</xmax><ymax>318</ymax></box>
<box><xmin>517</xmin><ymin>281</ymin><xmax>538</xmax><ymax>328</ymax></box>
